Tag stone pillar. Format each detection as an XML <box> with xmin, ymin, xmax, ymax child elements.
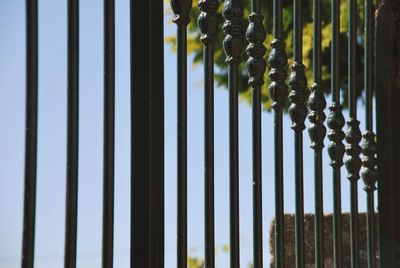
<box><xmin>269</xmin><ymin>213</ymin><xmax>379</xmax><ymax>267</ymax></box>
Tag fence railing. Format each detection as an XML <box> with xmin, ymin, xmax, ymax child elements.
<box><xmin>17</xmin><ymin>0</ymin><xmax>400</xmax><ymax>267</ymax></box>
<box><xmin>170</xmin><ymin>0</ymin><xmax>377</xmax><ymax>267</ymax></box>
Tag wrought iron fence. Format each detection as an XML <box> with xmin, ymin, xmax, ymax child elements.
<box><xmin>17</xmin><ymin>0</ymin><xmax>400</xmax><ymax>267</ymax></box>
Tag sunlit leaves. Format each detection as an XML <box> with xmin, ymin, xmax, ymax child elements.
<box><xmin>165</xmin><ymin>0</ymin><xmax>366</xmax><ymax>111</ymax></box>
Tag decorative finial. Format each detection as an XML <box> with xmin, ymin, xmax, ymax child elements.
<box><xmin>246</xmin><ymin>12</ymin><xmax>266</xmax><ymax>87</ymax></box>
<box><xmin>198</xmin><ymin>0</ymin><xmax>219</xmax><ymax>45</ymax></box>
<box><xmin>171</xmin><ymin>0</ymin><xmax>192</xmax><ymax>26</ymax></box>
<box><xmin>308</xmin><ymin>83</ymin><xmax>327</xmax><ymax>150</ymax></box>
<box><xmin>360</xmin><ymin>131</ymin><xmax>377</xmax><ymax>191</ymax></box>
<box><xmin>344</xmin><ymin>118</ymin><xmax>362</xmax><ymax>181</ymax></box>
<box><xmin>268</xmin><ymin>39</ymin><xmax>288</xmax><ymax>111</ymax></box>
<box><xmin>288</xmin><ymin>62</ymin><xmax>308</xmax><ymax>131</ymax></box>
<box><xmin>327</xmin><ymin>103</ymin><xmax>346</xmax><ymax>167</ymax></box>
<box><xmin>222</xmin><ymin>0</ymin><xmax>244</xmax><ymax>65</ymax></box>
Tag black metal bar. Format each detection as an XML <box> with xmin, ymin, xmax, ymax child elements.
<box><xmin>308</xmin><ymin>0</ymin><xmax>326</xmax><ymax>267</ymax></box>
<box><xmin>288</xmin><ymin>0</ymin><xmax>307</xmax><ymax>266</ymax></box>
<box><xmin>131</xmin><ymin>0</ymin><xmax>165</xmax><ymax>267</ymax></box>
<box><xmin>376</xmin><ymin>0</ymin><xmax>400</xmax><ymax>266</ymax></box>
<box><xmin>292</xmin><ymin>0</ymin><xmax>301</xmax><ymax>62</ymax></box>
<box><xmin>348</xmin><ymin>181</ymin><xmax>360</xmax><ymax>267</ymax></box>
<box><xmin>345</xmin><ymin>0</ymin><xmax>362</xmax><ymax>266</ymax></box>
<box><xmin>360</xmin><ymin>0</ymin><xmax>377</xmax><ymax>266</ymax></box>
<box><xmin>102</xmin><ymin>0</ymin><xmax>115</xmax><ymax>267</ymax></box>
<box><xmin>177</xmin><ymin>25</ymin><xmax>188</xmax><ymax>268</ymax></box>
<box><xmin>170</xmin><ymin>1</ymin><xmax>192</xmax><ymax>266</ymax></box>
<box><xmin>246</xmin><ymin>0</ymin><xmax>266</xmax><ymax>266</ymax></box>
<box><xmin>331</xmin><ymin>167</ymin><xmax>343</xmax><ymax>267</ymax></box>
<box><xmin>21</xmin><ymin>1</ymin><xmax>38</xmax><ymax>267</ymax></box>
<box><xmin>364</xmin><ymin>1</ymin><xmax>373</xmax><ymax>132</ymax></box>
<box><xmin>331</xmin><ymin>0</ymin><xmax>340</xmax><ymax>103</ymax></box>
<box><xmin>312</xmin><ymin>0</ymin><xmax>321</xmax><ymax>84</ymax></box>
<box><xmin>293</xmin><ymin>133</ymin><xmax>305</xmax><ymax>268</ymax></box>
<box><xmin>348</xmin><ymin>0</ymin><xmax>357</xmax><ymax>117</ymax></box>
<box><xmin>365</xmin><ymin>192</ymin><xmax>376</xmax><ymax>267</ymax></box>
<box><xmin>198</xmin><ymin>2</ymin><xmax>219</xmax><ymax>266</ymax></box>
<box><xmin>268</xmin><ymin>0</ymin><xmax>288</xmax><ymax>265</ymax></box>
<box><xmin>204</xmin><ymin>43</ymin><xmax>215</xmax><ymax>268</ymax></box>
<box><xmin>313</xmin><ymin>151</ymin><xmax>324</xmax><ymax>265</ymax></box>
<box><xmin>222</xmin><ymin>1</ymin><xmax>244</xmax><ymax>267</ymax></box>
<box><xmin>228</xmin><ymin>65</ymin><xmax>240</xmax><ymax>268</ymax></box>
<box><xmin>252</xmin><ymin>75</ymin><xmax>263</xmax><ymax>268</ymax></box>
<box><xmin>65</xmin><ymin>0</ymin><xmax>79</xmax><ymax>267</ymax></box>
<box><xmin>362</xmin><ymin>124</ymin><xmax>378</xmax><ymax>268</ymax></box>
<box><xmin>328</xmin><ymin>0</ymin><xmax>345</xmax><ymax>266</ymax></box>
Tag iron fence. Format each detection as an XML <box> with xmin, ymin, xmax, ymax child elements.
<box><xmin>17</xmin><ymin>0</ymin><xmax>400</xmax><ymax>267</ymax></box>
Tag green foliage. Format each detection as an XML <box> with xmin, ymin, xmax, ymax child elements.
<box><xmin>188</xmin><ymin>256</ymin><xmax>204</xmax><ymax>268</ymax></box>
<box><xmin>166</xmin><ymin>0</ymin><xmax>366</xmax><ymax>110</ymax></box>
<box><xmin>187</xmin><ymin>256</ymin><xmax>254</xmax><ymax>268</ymax></box>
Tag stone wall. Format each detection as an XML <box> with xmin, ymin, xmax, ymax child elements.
<box><xmin>269</xmin><ymin>213</ymin><xmax>379</xmax><ymax>267</ymax></box>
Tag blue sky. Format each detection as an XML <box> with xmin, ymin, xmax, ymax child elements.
<box><xmin>0</xmin><ymin>1</ymin><xmax>374</xmax><ymax>267</ymax></box>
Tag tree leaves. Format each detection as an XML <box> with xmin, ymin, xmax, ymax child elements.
<box><xmin>166</xmin><ymin>0</ymin><xmax>366</xmax><ymax>111</ymax></box>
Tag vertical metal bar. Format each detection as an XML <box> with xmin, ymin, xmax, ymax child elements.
<box><xmin>288</xmin><ymin>0</ymin><xmax>308</xmax><ymax>266</ymax></box>
<box><xmin>364</xmin><ymin>0</ymin><xmax>373</xmax><ymax>133</ymax></box>
<box><xmin>327</xmin><ymin>0</ymin><xmax>345</xmax><ymax>266</ymax></box>
<box><xmin>65</xmin><ymin>0</ymin><xmax>79</xmax><ymax>267</ymax></box>
<box><xmin>198</xmin><ymin>1</ymin><xmax>219</xmax><ymax>266</ymax></box>
<box><xmin>307</xmin><ymin>0</ymin><xmax>326</xmax><ymax>265</ymax></box>
<box><xmin>222</xmin><ymin>1</ymin><xmax>244</xmax><ymax>267</ymax></box>
<box><xmin>204</xmin><ymin>43</ymin><xmax>215</xmax><ymax>268</ymax></box>
<box><xmin>102</xmin><ymin>0</ymin><xmax>115</xmax><ymax>267</ymax></box>
<box><xmin>331</xmin><ymin>0</ymin><xmax>340</xmax><ymax>103</ymax></box>
<box><xmin>349</xmin><ymin>0</ymin><xmax>361</xmax><ymax>257</ymax></box>
<box><xmin>131</xmin><ymin>0</ymin><xmax>165</xmax><ymax>266</ymax></box>
<box><xmin>365</xmin><ymin>191</ymin><xmax>376</xmax><ymax>267</ymax></box>
<box><xmin>228</xmin><ymin>66</ymin><xmax>240</xmax><ymax>268</ymax></box>
<box><xmin>312</xmin><ymin>151</ymin><xmax>325</xmax><ymax>265</ymax></box>
<box><xmin>360</xmin><ymin>0</ymin><xmax>377</xmax><ymax>266</ymax></box>
<box><xmin>362</xmin><ymin>132</ymin><xmax>378</xmax><ymax>267</ymax></box>
<box><xmin>170</xmin><ymin>1</ymin><xmax>192</xmax><ymax>267</ymax></box>
<box><xmin>375</xmin><ymin>0</ymin><xmax>400</xmax><ymax>266</ymax></box>
<box><xmin>246</xmin><ymin>0</ymin><xmax>266</xmax><ymax>266</ymax></box>
<box><xmin>268</xmin><ymin>0</ymin><xmax>288</xmax><ymax>264</ymax></box>
<box><xmin>345</xmin><ymin>0</ymin><xmax>362</xmax><ymax>266</ymax></box>
<box><xmin>21</xmin><ymin>1</ymin><xmax>38</xmax><ymax>267</ymax></box>
<box><xmin>348</xmin><ymin>181</ymin><xmax>360</xmax><ymax>267</ymax></box>
<box><xmin>292</xmin><ymin>134</ymin><xmax>305</xmax><ymax>268</ymax></box>
<box><xmin>177</xmin><ymin>25</ymin><xmax>188</xmax><ymax>268</ymax></box>
<box><xmin>348</xmin><ymin>0</ymin><xmax>357</xmax><ymax>117</ymax></box>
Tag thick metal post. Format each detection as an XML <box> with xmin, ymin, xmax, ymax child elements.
<box><xmin>376</xmin><ymin>0</ymin><xmax>400</xmax><ymax>267</ymax></box>
<box><xmin>130</xmin><ymin>0</ymin><xmax>164</xmax><ymax>267</ymax></box>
